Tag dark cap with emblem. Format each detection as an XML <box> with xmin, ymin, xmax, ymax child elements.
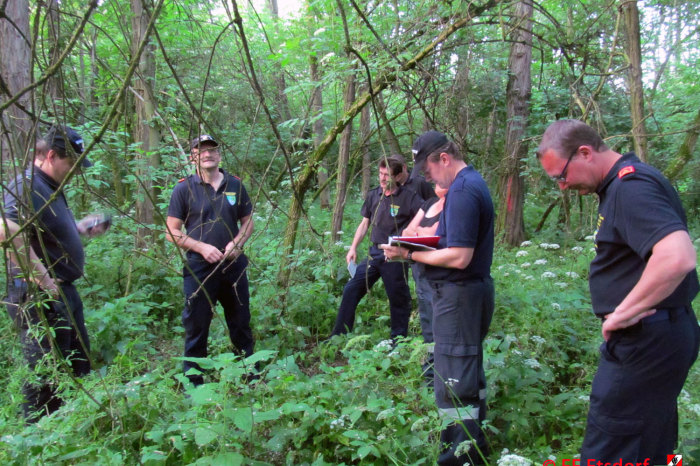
<box><xmin>411</xmin><ymin>130</ymin><xmax>448</xmax><ymax>178</ymax></box>
<box><xmin>190</xmin><ymin>134</ymin><xmax>219</xmax><ymax>151</ymax></box>
<box><xmin>44</xmin><ymin>125</ymin><xmax>92</xmax><ymax>167</ymax></box>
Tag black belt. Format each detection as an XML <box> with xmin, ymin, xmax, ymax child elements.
<box><xmin>599</xmin><ymin>306</ymin><xmax>687</xmax><ymax>333</ymax></box>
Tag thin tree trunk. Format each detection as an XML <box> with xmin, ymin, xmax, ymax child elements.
<box><xmin>46</xmin><ymin>0</ymin><xmax>65</xmax><ymax>107</ymax></box>
<box><xmin>131</xmin><ymin>0</ymin><xmax>161</xmax><ymax>246</ymax></box>
<box><xmin>360</xmin><ymin>91</ymin><xmax>371</xmax><ymax>199</ymax></box>
<box><xmin>267</xmin><ymin>0</ymin><xmax>292</xmax><ymax>123</ymax></box>
<box><xmin>621</xmin><ymin>0</ymin><xmax>648</xmax><ymax>162</ymax></box>
<box><xmin>0</xmin><ymin>0</ymin><xmax>32</xmax><ymax>165</ymax></box>
<box><xmin>497</xmin><ymin>0</ymin><xmax>533</xmax><ymax>247</ymax></box>
<box><xmin>376</xmin><ymin>93</ymin><xmax>401</xmax><ymax>155</ymax></box>
<box><xmin>331</xmin><ymin>73</ymin><xmax>356</xmax><ymax>242</ymax></box>
<box><xmin>310</xmin><ymin>55</ymin><xmax>330</xmax><ymax>209</ymax></box>
<box><xmin>664</xmin><ymin>106</ymin><xmax>700</xmax><ymax>181</ymax></box>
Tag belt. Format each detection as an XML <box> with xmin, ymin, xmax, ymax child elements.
<box><xmin>602</xmin><ymin>306</ymin><xmax>687</xmax><ymax>334</ymax></box>
<box><xmin>428</xmin><ymin>277</ymin><xmax>489</xmax><ymax>289</ymax></box>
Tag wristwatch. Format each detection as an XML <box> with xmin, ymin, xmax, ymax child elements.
<box><xmin>407</xmin><ymin>250</ymin><xmax>413</xmax><ymax>261</ymax></box>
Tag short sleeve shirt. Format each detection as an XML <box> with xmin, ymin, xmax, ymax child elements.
<box><xmin>403</xmin><ymin>175</ymin><xmax>436</xmax><ymax>201</ymax></box>
<box><xmin>589</xmin><ymin>152</ymin><xmax>699</xmax><ymax>315</ymax></box>
<box><xmin>424</xmin><ymin>166</ymin><xmax>494</xmax><ymax>282</ymax></box>
<box><xmin>3</xmin><ymin>167</ymin><xmax>84</xmax><ymax>282</ymax></box>
<box><xmin>167</xmin><ymin>169</ymin><xmax>252</xmax><ymax>266</ymax></box>
<box><xmin>361</xmin><ymin>185</ymin><xmax>423</xmax><ymax>246</ymax></box>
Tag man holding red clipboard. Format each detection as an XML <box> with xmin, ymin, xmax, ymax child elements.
<box><xmin>382</xmin><ymin>131</ymin><xmax>495</xmax><ymax>465</ymax></box>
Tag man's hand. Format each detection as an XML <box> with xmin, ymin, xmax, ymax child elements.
<box><xmin>346</xmin><ymin>247</ymin><xmax>357</xmax><ymax>265</ymax></box>
<box><xmin>38</xmin><ymin>274</ymin><xmax>60</xmax><ymax>298</ymax></box>
<box><xmin>198</xmin><ymin>243</ymin><xmax>224</xmax><ymax>263</ymax></box>
<box><xmin>76</xmin><ymin>214</ymin><xmax>111</xmax><ymax>237</ymax></box>
<box><xmin>602</xmin><ymin>308</ymin><xmax>657</xmax><ymax>341</ymax></box>
<box><xmin>380</xmin><ymin>244</ymin><xmax>407</xmax><ymax>262</ymax></box>
<box><xmin>223</xmin><ymin>241</ymin><xmax>243</xmax><ymax>261</ymax></box>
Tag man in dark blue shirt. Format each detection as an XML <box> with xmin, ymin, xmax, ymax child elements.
<box><xmin>330</xmin><ymin>157</ymin><xmax>422</xmax><ymax>340</ymax></box>
<box><xmin>2</xmin><ymin>125</ymin><xmax>107</xmax><ymax>421</ymax></box>
<box><xmin>536</xmin><ymin>119</ymin><xmax>699</xmax><ymax>464</ymax></box>
<box><xmin>166</xmin><ymin>135</ymin><xmax>255</xmax><ymax>386</ymax></box>
<box><xmin>382</xmin><ymin>132</ymin><xmax>495</xmax><ymax>465</ymax></box>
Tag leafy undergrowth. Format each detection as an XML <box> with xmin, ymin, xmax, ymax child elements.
<box><xmin>0</xmin><ymin>202</ymin><xmax>698</xmax><ymax>464</ymax></box>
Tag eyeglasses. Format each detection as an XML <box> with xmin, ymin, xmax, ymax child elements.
<box><xmin>551</xmin><ymin>147</ymin><xmax>578</xmax><ymax>183</ymax></box>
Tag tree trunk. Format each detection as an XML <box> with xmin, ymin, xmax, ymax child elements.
<box><xmin>0</xmin><ymin>0</ymin><xmax>32</xmax><ymax>166</ymax></box>
<box><xmin>267</xmin><ymin>0</ymin><xmax>292</xmax><ymax>123</ymax></box>
<box><xmin>497</xmin><ymin>0</ymin><xmax>533</xmax><ymax>247</ymax></box>
<box><xmin>310</xmin><ymin>55</ymin><xmax>330</xmax><ymax>209</ymax></box>
<box><xmin>360</xmin><ymin>91</ymin><xmax>371</xmax><ymax>199</ymax></box>
<box><xmin>664</xmin><ymin>106</ymin><xmax>700</xmax><ymax>181</ymax></box>
<box><xmin>131</xmin><ymin>0</ymin><xmax>161</xmax><ymax>246</ymax></box>
<box><xmin>621</xmin><ymin>0</ymin><xmax>648</xmax><ymax>162</ymax></box>
<box><xmin>331</xmin><ymin>73</ymin><xmax>356</xmax><ymax>242</ymax></box>
<box><xmin>46</xmin><ymin>0</ymin><xmax>65</xmax><ymax>107</ymax></box>
<box><xmin>376</xmin><ymin>93</ymin><xmax>401</xmax><ymax>155</ymax></box>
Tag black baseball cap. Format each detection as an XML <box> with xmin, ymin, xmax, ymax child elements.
<box><xmin>190</xmin><ymin>134</ymin><xmax>219</xmax><ymax>150</ymax></box>
<box><xmin>45</xmin><ymin>125</ymin><xmax>92</xmax><ymax>167</ymax></box>
<box><xmin>411</xmin><ymin>130</ymin><xmax>448</xmax><ymax>178</ymax></box>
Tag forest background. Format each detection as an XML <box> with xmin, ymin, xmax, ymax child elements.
<box><xmin>1</xmin><ymin>0</ymin><xmax>699</xmax><ymax>464</ymax></box>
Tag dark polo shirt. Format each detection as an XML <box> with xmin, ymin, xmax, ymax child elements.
<box><xmin>424</xmin><ymin>166</ymin><xmax>494</xmax><ymax>282</ymax></box>
<box><xmin>167</xmin><ymin>169</ymin><xmax>252</xmax><ymax>267</ymax></box>
<box><xmin>362</xmin><ymin>185</ymin><xmax>423</xmax><ymax>248</ymax></box>
<box><xmin>590</xmin><ymin>152</ymin><xmax>699</xmax><ymax>315</ymax></box>
<box><xmin>3</xmin><ymin>167</ymin><xmax>84</xmax><ymax>282</ymax></box>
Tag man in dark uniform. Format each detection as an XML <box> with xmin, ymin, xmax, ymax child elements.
<box><xmin>330</xmin><ymin>157</ymin><xmax>422</xmax><ymax>339</ymax></box>
<box><xmin>2</xmin><ymin>125</ymin><xmax>108</xmax><ymax>421</ymax></box>
<box><xmin>382</xmin><ymin>132</ymin><xmax>495</xmax><ymax>465</ymax></box>
<box><xmin>536</xmin><ymin>119</ymin><xmax>699</xmax><ymax>464</ymax></box>
<box><xmin>166</xmin><ymin>135</ymin><xmax>255</xmax><ymax>386</ymax></box>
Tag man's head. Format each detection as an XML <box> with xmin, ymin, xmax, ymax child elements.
<box><xmin>387</xmin><ymin>154</ymin><xmax>409</xmax><ymax>185</ymax></box>
<box><xmin>190</xmin><ymin>135</ymin><xmax>221</xmax><ymax>169</ymax></box>
<box><xmin>536</xmin><ymin>119</ymin><xmax>611</xmax><ymax>195</ymax></box>
<box><xmin>35</xmin><ymin>125</ymin><xmax>91</xmax><ymax>183</ymax></box>
<box><xmin>411</xmin><ymin>130</ymin><xmax>448</xmax><ymax>179</ymax></box>
<box><xmin>378</xmin><ymin>156</ymin><xmax>403</xmax><ymax>194</ymax></box>
<box><xmin>422</xmin><ymin>139</ymin><xmax>465</xmax><ymax>189</ymax></box>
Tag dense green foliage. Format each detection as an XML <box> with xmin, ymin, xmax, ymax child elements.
<box><xmin>1</xmin><ymin>0</ymin><xmax>700</xmax><ymax>463</ymax></box>
<box><xmin>0</xmin><ymin>193</ymin><xmax>698</xmax><ymax>464</ymax></box>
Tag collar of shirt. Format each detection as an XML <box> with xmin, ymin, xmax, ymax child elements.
<box><xmin>596</xmin><ymin>152</ymin><xmax>639</xmax><ymax>196</ymax></box>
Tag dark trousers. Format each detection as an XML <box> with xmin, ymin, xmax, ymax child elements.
<box><xmin>182</xmin><ymin>257</ymin><xmax>254</xmax><ymax>385</ymax></box>
<box><xmin>431</xmin><ymin>278</ymin><xmax>494</xmax><ymax>465</ymax></box>
<box><xmin>581</xmin><ymin>305</ymin><xmax>700</xmax><ymax>464</ymax></box>
<box><xmin>412</xmin><ymin>263</ymin><xmax>435</xmax><ymax>382</ymax></box>
<box><xmin>5</xmin><ymin>279</ymin><xmax>90</xmax><ymax>421</ymax></box>
<box><xmin>331</xmin><ymin>252</ymin><xmax>412</xmax><ymax>339</ymax></box>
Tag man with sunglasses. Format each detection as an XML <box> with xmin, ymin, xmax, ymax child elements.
<box><xmin>166</xmin><ymin>135</ymin><xmax>255</xmax><ymax>386</ymax></box>
<box><xmin>536</xmin><ymin>119</ymin><xmax>699</xmax><ymax>463</ymax></box>
<box><xmin>2</xmin><ymin>125</ymin><xmax>108</xmax><ymax>421</ymax></box>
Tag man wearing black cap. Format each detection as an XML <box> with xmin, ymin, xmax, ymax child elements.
<box><xmin>2</xmin><ymin>125</ymin><xmax>108</xmax><ymax>421</ymax></box>
<box><xmin>382</xmin><ymin>131</ymin><xmax>495</xmax><ymax>465</ymax></box>
<box><xmin>166</xmin><ymin>135</ymin><xmax>255</xmax><ymax>386</ymax></box>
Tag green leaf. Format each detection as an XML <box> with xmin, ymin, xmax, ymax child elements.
<box><xmin>194</xmin><ymin>427</ymin><xmax>218</xmax><ymax>447</ymax></box>
<box><xmin>233</xmin><ymin>407</ymin><xmax>253</xmax><ymax>432</ymax></box>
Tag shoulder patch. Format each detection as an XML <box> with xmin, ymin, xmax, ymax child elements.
<box><xmin>617</xmin><ymin>166</ymin><xmax>635</xmax><ymax>179</ymax></box>
<box><xmin>178</xmin><ymin>178</ymin><xmax>186</xmax><ymax>183</ymax></box>
<box><xmin>233</xmin><ymin>175</ymin><xmax>241</xmax><ymax>180</ymax></box>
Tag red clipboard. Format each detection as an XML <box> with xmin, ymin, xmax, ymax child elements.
<box><xmin>388</xmin><ymin>235</ymin><xmax>440</xmax><ymax>251</ymax></box>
